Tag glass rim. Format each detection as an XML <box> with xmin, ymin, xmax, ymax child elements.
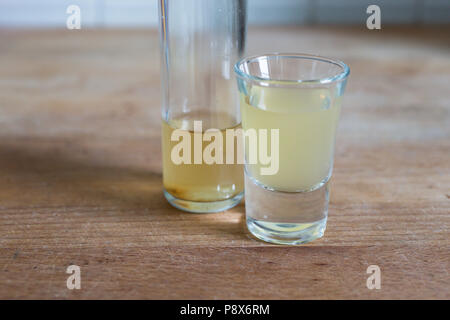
<box><xmin>234</xmin><ymin>53</ymin><xmax>350</xmax><ymax>86</ymax></box>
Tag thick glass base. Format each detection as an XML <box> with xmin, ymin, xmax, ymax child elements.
<box><xmin>164</xmin><ymin>189</ymin><xmax>244</xmax><ymax>213</ymax></box>
<box><xmin>247</xmin><ymin>217</ymin><xmax>327</xmax><ymax>245</ymax></box>
<box><xmin>244</xmin><ymin>174</ymin><xmax>329</xmax><ymax>245</ymax></box>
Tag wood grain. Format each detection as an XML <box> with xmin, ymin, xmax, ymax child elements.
<box><xmin>0</xmin><ymin>26</ymin><xmax>449</xmax><ymax>299</ymax></box>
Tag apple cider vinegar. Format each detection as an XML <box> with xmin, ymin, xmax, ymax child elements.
<box><xmin>162</xmin><ymin>111</ymin><xmax>244</xmax><ymax>211</ymax></box>
<box><xmin>241</xmin><ymin>86</ymin><xmax>341</xmax><ymax>192</ymax></box>
<box><xmin>158</xmin><ymin>0</ymin><xmax>247</xmax><ymax>212</ymax></box>
<box><xmin>235</xmin><ymin>53</ymin><xmax>349</xmax><ymax>244</ymax></box>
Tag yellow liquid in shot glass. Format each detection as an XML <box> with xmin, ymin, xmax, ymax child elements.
<box><xmin>241</xmin><ymin>86</ymin><xmax>342</xmax><ymax>192</ymax></box>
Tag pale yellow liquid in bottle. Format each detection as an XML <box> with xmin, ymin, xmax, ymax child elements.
<box><xmin>162</xmin><ymin>111</ymin><xmax>244</xmax><ymax>202</ymax></box>
<box><xmin>241</xmin><ymin>86</ymin><xmax>341</xmax><ymax>192</ymax></box>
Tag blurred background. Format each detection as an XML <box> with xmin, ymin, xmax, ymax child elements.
<box><xmin>0</xmin><ymin>0</ymin><xmax>449</xmax><ymax>28</ymax></box>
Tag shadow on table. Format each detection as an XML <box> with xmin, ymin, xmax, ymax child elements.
<box><xmin>0</xmin><ymin>142</ymin><xmax>163</xmax><ymax>209</ymax></box>
<box><xmin>0</xmin><ymin>141</ymin><xmax>249</xmax><ymax>240</ymax></box>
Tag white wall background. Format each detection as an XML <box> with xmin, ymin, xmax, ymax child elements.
<box><xmin>0</xmin><ymin>0</ymin><xmax>449</xmax><ymax>28</ymax></box>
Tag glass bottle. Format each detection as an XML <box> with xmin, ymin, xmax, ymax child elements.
<box><xmin>158</xmin><ymin>0</ymin><xmax>247</xmax><ymax>212</ymax></box>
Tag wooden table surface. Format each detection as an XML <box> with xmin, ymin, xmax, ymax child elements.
<box><xmin>0</xmin><ymin>26</ymin><xmax>449</xmax><ymax>299</ymax></box>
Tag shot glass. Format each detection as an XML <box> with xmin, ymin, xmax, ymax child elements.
<box><xmin>234</xmin><ymin>53</ymin><xmax>349</xmax><ymax>244</ymax></box>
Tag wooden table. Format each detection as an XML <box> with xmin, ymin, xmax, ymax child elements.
<box><xmin>0</xmin><ymin>26</ymin><xmax>449</xmax><ymax>299</ymax></box>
